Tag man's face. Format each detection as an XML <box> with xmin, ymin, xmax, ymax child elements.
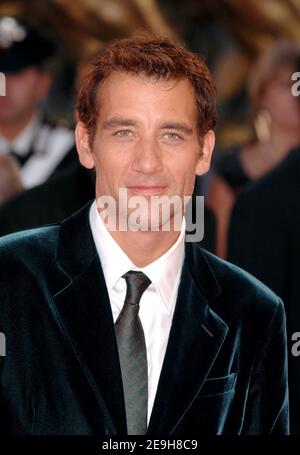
<box><xmin>76</xmin><ymin>71</ymin><xmax>215</xmax><ymax>230</ymax></box>
<box><xmin>0</xmin><ymin>67</ymin><xmax>51</xmax><ymax>124</ymax></box>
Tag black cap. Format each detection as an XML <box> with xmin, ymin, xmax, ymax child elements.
<box><xmin>0</xmin><ymin>16</ymin><xmax>56</xmax><ymax>73</ymax></box>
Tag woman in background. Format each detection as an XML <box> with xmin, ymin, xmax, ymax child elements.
<box><xmin>207</xmin><ymin>41</ymin><xmax>300</xmax><ymax>258</ymax></box>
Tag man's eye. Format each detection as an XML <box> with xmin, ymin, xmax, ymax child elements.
<box><xmin>163</xmin><ymin>132</ymin><xmax>182</xmax><ymax>140</ymax></box>
<box><xmin>114</xmin><ymin>129</ymin><xmax>133</xmax><ymax>137</ymax></box>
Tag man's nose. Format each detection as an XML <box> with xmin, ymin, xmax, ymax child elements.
<box><xmin>131</xmin><ymin>138</ymin><xmax>163</xmax><ymax>174</ymax></box>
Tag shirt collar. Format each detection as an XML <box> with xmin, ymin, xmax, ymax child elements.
<box><xmin>0</xmin><ymin>114</ymin><xmax>40</xmax><ymax>156</ymax></box>
<box><xmin>89</xmin><ymin>200</ymin><xmax>185</xmax><ymax>313</ymax></box>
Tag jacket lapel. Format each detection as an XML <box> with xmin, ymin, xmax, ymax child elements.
<box><xmin>147</xmin><ymin>242</ymin><xmax>228</xmax><ymax>435</ymax></box>
<box><xmin>52</xmin><ymin>202</ymin><xmax>127</xmax><ymax>434</ymax></box>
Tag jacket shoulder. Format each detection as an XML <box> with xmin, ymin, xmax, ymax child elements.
<box><xmin>0</xmin><ymin>225</ymin><xmax>60</xmax><ymax>264</ymax></box>
<box><xmin>199</xmin><ymin>247</ymin><xmax>283</xmax><ymax>317</ymax></box>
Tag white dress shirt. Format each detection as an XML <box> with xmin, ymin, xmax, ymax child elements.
<box><xmin>89</xmin><ymin>200</ymin><xmax>185</xmax><ymax>423</ymax></box>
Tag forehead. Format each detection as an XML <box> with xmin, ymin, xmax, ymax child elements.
<box><xmin>97</xmin><ymin>71</ymin><xmax>198</xmax><ymax>120</ymax></box>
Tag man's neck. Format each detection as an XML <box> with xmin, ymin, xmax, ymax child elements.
<box><xmin>106</xmin><ymin>224</ymin><xmax>182</xmax><ymax>268</ymax></box>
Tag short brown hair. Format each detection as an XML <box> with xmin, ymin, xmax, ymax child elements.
<box><xmin>76</xmin><ymin>33</ymin><xmax>217</xmax><ymax>143</ymax></box>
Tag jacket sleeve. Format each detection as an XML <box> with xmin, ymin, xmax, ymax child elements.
<box><xmin>242</xmin><ymin>298</ymin><xmax>289</xmax><ymax>434</ymax></box>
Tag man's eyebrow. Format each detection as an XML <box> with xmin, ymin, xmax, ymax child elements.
<box><xmin>102</xmin><ymin>117</ymin><xmax>138</xmax><ymax>129</ymax></box>
<box><xmin>160</xmin><ymin>122</ymin><xmax>193</xmax><ymax>134</ymax></box>
<box><xmin>102</xmin><ymin>117</ymin><xmax>194</xmax><ymax>134</ymax></box>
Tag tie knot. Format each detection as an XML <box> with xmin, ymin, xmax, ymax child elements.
<box><xmin>123</xmin><ymin>271</ymin><xmax>151</xmax><ymax>305</ymax></box>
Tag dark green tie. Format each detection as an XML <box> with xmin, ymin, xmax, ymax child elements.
<box><xmin>115</xmin><ymin>271</ymin><xmax>151</xmax><ymax>435</ymax></box>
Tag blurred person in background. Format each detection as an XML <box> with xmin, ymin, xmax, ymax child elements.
<box><xmin>0</xmin><ymin>16</ymin><xmax>76</xmax><ymax>204</ymax></box>
<box><xmin>207</xmin><ymin>41</ymin><xmax>300</xmax><ymax>258</ymax></box>
<box><xmin>227</xmin><ymin>145</ymin><xmax>300</xmax><ymax>434</ymax></box>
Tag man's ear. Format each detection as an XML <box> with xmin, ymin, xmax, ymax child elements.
<box><xmin>75</xmin><ymin>121</ymin><xmax>95</xmax><ymax>169</ymax></box>
<box><xmin>195</xmin><ymin>129</ymin><xmax>215</xmax><ymax>176</ymax></box>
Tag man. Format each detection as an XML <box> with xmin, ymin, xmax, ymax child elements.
<box><xmin>0</xmin><ymin>34</ymin><xmax>289</xmax><ymax>435</ymax></box>
<box><xmin>0</xmin><ymin>16</ymin><xmax>75</xmax><ymax>202</ymax></box>
<box><xmin>228</xmin><ymin>146</ymin><xmax>300</xmax><ymax>434</ymax></box>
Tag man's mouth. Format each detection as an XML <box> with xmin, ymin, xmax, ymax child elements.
<box><xmin>126</xmin><ymin>185</ymin><xmax>167</xmax><ymax>196</ymax></box>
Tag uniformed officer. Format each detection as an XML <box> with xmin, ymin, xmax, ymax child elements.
<box><xmin>0</xmin><ymin>16</ymin><xmax>75</xmax><ymax>202</ymax></box>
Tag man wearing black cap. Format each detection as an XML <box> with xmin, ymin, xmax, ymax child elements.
<box><xmin>0</xmin><ymin>16</ymin><xmax>75</xmax><ymax>203</ymax></box>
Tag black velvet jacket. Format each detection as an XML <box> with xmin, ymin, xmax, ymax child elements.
<box><xmin>0</xmin><ymin>202</ymin><xmax>289</xmax><ymax>434</ymax></box>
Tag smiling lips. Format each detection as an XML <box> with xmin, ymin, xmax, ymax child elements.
<box><xmin>127</xmin><ymin>185</ymin><xmax>167</xmax><ymax>196</ymax></box>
